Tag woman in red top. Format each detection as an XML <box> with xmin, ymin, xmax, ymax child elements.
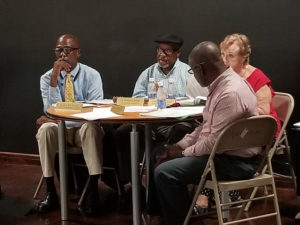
<box><xmin>194</xmin><ymin>33</ymin><xmax>281</xmax><ymax>214</ymax></box>
<box><xmin>220</xmin><ymin>33</ymin><xmax>281</xmax><ymax>135</ymax></box>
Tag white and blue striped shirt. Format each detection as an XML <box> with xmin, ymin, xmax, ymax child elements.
<box><xmin>132</xmin><ymin>59</ymin><xmax>192</xmax><ymax>98</ymax></box>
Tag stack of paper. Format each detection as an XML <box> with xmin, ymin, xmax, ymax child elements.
<box><xmin>140</xmin><ymin>106</ymin><xmax>204</xmax><ymax>118</ymax></box>
<box><xmin>72</xmin><ymin>107</ymin><xmax>120</xmax><ymax>120</ymax></box>
<box><xmin>86</xmin><ymin>99</ymin><xmax>114</xmax><ymax>105</ymax></box>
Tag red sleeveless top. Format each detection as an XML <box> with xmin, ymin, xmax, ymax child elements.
<box><xmin>246</xmin><ymin>68</ymin><xmax>281</xmax><ymax>137</ymax></box>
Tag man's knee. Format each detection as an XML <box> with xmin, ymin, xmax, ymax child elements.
<box><xmin>36</xmin><ymin>122</ymin><xmax>58</xmax><ymax>139</ymax></box>
<box><xmin>81</xmin><ymin>122</ymin><xmax>104</xmax><ymax>138</ymax></box>
<box><xmin>154</xmin><ymin>162</ymin><xmax>172</xmax><ymax>185</ymax></box>
<box><xmin>114</xmin><ymin>124</ymin><xmax>131</xmax><ymax>140</ymax></box>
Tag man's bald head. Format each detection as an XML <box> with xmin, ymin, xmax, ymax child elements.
<box><xmin>189</xmin><ymin>41</ymin><xmax>221</xmax><ymax>64</ymax></box>
<box><xmin>188</xmin><ymin>41</ymin><xmax>226</xmax><ymax>87</ymax></box>
<box><xmin>56</xmin><ymin>34</ymin><xmax>80</xmax><ymax>48</ymax></box>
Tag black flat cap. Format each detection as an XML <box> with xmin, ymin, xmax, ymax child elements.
<box><xmin>154</xmin><ymin>33</ymin><xmax>184</xmax><ymax>47</ymax></box>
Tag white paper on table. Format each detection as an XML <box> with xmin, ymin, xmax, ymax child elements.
<box><xmin>52</xmin><ymin>103</ymin><xmax>95</xmax><ymax>108</ymax></box>
<box><xmin>140</xmin><ymin>106</ymin><xmax>204</xmax><ymax>118</ymax></box>
<box><xmin>72</xmin><ymin>107</ymin><xmax>121</xmax><ymax>120</ymax></box>
<box><xmin>124</xmin><ymin>105</ymin><xmax>157</xmax><ymax>112</ymax></box>
<box><xmin>176</xmin><ymin>96</ymin><xmax>207</xmax><ymax>106</ymax></box>
<box><xmin>86</xmin><ymin>99</ymin><xmax>114</xmax><ymax>105</ymax></box>
<box><xmin>294</xmin><ymin>122</ymin><xmax>300</xmax><ymax>127</ymax></box>
<box><xmin>176</xmin><ymin>98</ymin><xmax>195</xmax><ymax>106</ymax></box>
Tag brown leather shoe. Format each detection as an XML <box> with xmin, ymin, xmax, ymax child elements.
<box><xmin>148</xmin><ymin>216</ymin><xmax>165</xmax><ymax>225</ymax></box>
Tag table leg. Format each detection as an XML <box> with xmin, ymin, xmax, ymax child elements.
<box><xmin>58</xmin><ymin>121</ymin><xmax>68</xmax><ymax>220</ymax></box>
<box><xmin>144</xmin><ymin>124</ymin><xmax>152</xmax><ymax>203</ymax></box>
<box><xmin>130</xmin><ymin>124</ymin><xmax>140</xmax><ymax>225</ymax></box>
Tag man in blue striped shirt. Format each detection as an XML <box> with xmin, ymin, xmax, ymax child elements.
<box><xmin>115</xmin><ymin>33</ymin><xmax>199</xmax><ymax>186</ymax></box>
<box><xmin>133</xmin><ymin>33</ymin><xmax>192</xmax><ymax>98</ymax></box>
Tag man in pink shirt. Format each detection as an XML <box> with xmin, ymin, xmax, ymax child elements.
<box><xmin>147</xmin><ymin>41</ymin><xmax>259</xmax><ymax>225</ymax></box>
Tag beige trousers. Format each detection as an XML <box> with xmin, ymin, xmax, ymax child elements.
<box><xmin>36</xmin><ymin>122</ymin><xmax>104</xmax><ymax>177</ymax></box>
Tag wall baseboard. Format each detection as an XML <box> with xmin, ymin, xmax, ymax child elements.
<box><xmin>0</xmin><ymin>151</ymin><xmax>295</xmax><ymax>189</ymax></box>
<box><xmin>0</xmin><ymin>152</ymin><xmax>40</xmax><ymax>166</ymax></box>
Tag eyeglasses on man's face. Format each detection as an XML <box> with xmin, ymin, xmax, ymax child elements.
<box><xmin>156</xmin><ymin>47</ymin><xmax>178</xmax><ymax>56</ymax></box>
<box><xmin>54</xmin><ymin>46</ymin><xmax>79</xmax><ymax>55</ymax></box>
<box><xmin>188</xmin><ymin>62</ymin><xmax>205</xmax><ymax>74</ymax></box>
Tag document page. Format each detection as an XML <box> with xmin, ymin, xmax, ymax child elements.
<box><xmin>72</xmin><ymin>107</ymin><xmax>120</xmax><ymax>120</ymax></box>
<box><xmin>140</xmin><ymin>106</ymin><xmax>204</xmax><ymax>118</ymax></box>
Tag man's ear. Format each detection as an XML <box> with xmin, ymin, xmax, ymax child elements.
<box><xmin>76</xmin><ymin>49</ymin><xmax>81</xmax><ymax>59</ymax></box>
<box><xmin>176</xmin><ymin>50</ymin><xmax>181</xmax><ymax>58</ymax></box>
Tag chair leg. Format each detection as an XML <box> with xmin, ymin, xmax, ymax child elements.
<box><xmin>113</xmin><ymin>169</ymin><xmax>122</xmax><ymax>196</ymax></box>
<box><xmin>220</xmin><ymin>191</ymin><xmax>230</xmax><ymax>221</ymax></box>
<box><xmin>71</xmin><ymin>162</ymin><xmax>79</xmax><ymax>193</ymax></box>
<box><xmin>244</xmin><ymin>186</ymin><xmax>259</xmax><ymax>211</ymax></box>
<box><xmin>78</xmin><ymin>176</ymin><xmax>90</xmax><ymax>207</ymax></box>
<box><xmin>33</xmin><ymin>175</ymin><xmax>44</xmax><ymax>199</ymax></box>
<box><xmin>284</xmin><ymin>140</ymin><xmax>297</xmax><ymax>190</ymax></box>
<box><xmin>103</xmin><ymin>166</ymin><xmax>122</xmax><ymax>196</ymax></box>
<box><xmin>271</xmin><ymin>178</ymin><xmax>282</xmax><ymax>225</ymax></box>
<box><xmin>139</xmin><ymin>152</ymin><xmax>146</xmax><ymax>177</ymax></box>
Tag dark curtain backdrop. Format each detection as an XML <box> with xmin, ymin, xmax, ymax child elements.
<box><xmin>0</xmin><ymin>0</ymin><xmax>299</xmax><ymax>154</ymax></box>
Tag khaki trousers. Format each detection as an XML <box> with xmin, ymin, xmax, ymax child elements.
<box><xmin>36</xmin><ymin>122</ymin><xmax>104</xmax><ymax>177</ymax></box>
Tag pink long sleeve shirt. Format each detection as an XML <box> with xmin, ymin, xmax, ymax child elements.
<box><xmin>177</xmin><ymin>67</ymin><xmax>259</xmax><ymax>158</ymax></box>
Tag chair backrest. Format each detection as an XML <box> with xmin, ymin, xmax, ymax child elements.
<box><xmin>272</xmin><ymin>92</ymin><xmax>294</xmax><ymax>138</ymax></box>
<box><xmin>270</xmin><ymin>92</ymin><xmax>294</xmax><ymax>157</ymax></box>
<box><xmin>209</xmin><ymin>115</ymin><xmax>277</xmax><ymax>160</ymax></box>
<box><xmin>183</xmin><ymin>115</ymin><xmax>279</xmax><ymax>225</ymax></box>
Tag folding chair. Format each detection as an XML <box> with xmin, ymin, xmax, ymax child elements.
<box><xmin>34</xmin><ymin>152</ymin><xmax>122</xmax><ymax>206</ymax></box>
<box><xmin>245</xmin><ymin>92</ymin><xmax>295</xmax><ymax>211</ymax></box>
<box><xmin>270</xmin><ymin>92</ymin><xmax>295</xmax><ymax>186</ymax></box>
<box><xmin>33</xmin><ymin>116</ymin><xmax>121</xmax><ymax>205</ymax></box>
<box><xmin>184</xmin><ymin>115</ymin><xmax>281</xmax><ymax>225</ymax></box>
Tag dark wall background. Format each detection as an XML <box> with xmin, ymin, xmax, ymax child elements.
<box><xmin>0</xmin><ymin>0</ymin><xmax>299</xmax><ymax>154</ymax></box>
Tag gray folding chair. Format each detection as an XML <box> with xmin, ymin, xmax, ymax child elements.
<box><xmin>270</xmin><ymin>92</ymin><xmax>295</xmax><ymax>186</ymax></box>
<box><xmin>245</xmin><ymin>92</ymin><xmax>295</xmax><ymax>211</ymax></box>
<box><xmin>34</xmin><ymin>146</ymin><xmax>122</xmax><ymax>206</ymax></box>
<box><xmin>184</xmin><ymin>115</ymin><xmax>281</xmax><ymax>225</ymax></box>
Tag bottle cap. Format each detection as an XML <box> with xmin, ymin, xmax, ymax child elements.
<box><xmin>158</xmin><ymin>81</ymin><xmax>164</xmax><ymax>87</ymax></box>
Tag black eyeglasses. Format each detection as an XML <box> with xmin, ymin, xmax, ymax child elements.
<box><xmin>188</xmin><ymin>62</ymin><xmax>205</xmax><ymax>74</ymax></box>
<box><xmin>54</xmin><ymin>47</ymin><xmax>79</xmax><ymax>55</ymax></box>
<box><xmin>156</xmin><ymin>47</ymin><xmax>178</xmax><ymax>56</ymax></box>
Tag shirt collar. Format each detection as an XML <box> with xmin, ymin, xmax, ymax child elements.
<box><xmin>61</xmin><ymin>63</ymin><xmax>80</xmax><ymax>78</ymax></box>
<box><xmin>208</xmin><ymin>67</ymin><xmax>233</xmax><ymax>96</ymax></box>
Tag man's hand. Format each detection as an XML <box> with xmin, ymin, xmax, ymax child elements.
<box><xmin>164</xmin><ymin>144</ymin><xmax>183</xmax><ymax>158</ymax></box>
<box><xmin>50</xmin><ymin>58</ymin><xmax>72</xmax><ymax>87</ymax></box>
<box><xmin>36</xmin><ymin>115</ymin><xmax>58</xmax><ymax>128</ymax></box>
<box><xmin>155</xmin><ymin>144</ymin><xmax>183</xmax><ymax>167</ymax></box>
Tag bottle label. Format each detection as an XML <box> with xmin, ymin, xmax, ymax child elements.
<box><xmin>157</xmin><ymin>99</ymin><xmax>166</xmax><ymax>109</ymax></box>
<box><xmin>148</xmin><ymin>93</ymin><xmax>157</xmax><ymax>99</ymax></box>
<box><xmin>167</xmin><ymin>94</ymin><xmax>176</xmax><ymax>99</ymax></box>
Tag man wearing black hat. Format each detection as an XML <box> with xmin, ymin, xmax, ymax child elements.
<box><xmin>114</xmin><ymin>33</ymin><xmax>198</xmax><ymax>188</ymax></box>
<box><xmin>133</xmin><ymin>33</ymin><xmax>190</xmax><ymax>98</ymax></box>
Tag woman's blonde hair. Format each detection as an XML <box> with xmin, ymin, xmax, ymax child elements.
<box><xmin>220</xmin><ymin>33</ymin><xmax>251</xmax><ymax>64</ymax></box>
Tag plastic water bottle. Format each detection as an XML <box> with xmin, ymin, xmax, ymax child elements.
<box><xmin>147</xmin><ymin>77</ymin><xmax>157</xmax><ymax>98</ymax></box>
<box><xmin>167</xmin><ymin>78</ymin><xmax>176</xmax><ymax>99</ymax></box>
<box><xmin>157</xmin><ymin>81</ymin><xmax>166</xmax><ymax>109</ymax></box>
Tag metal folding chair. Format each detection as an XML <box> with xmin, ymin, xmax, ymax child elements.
<box><xmin>184</xmin><ymin>115</ymin><xmax>281</xmax><ymax>225</ymax></box>
<box><xmin>245</xmin><ymin>92</ymin><xmax>295</xmax><ymax>211</ymax></box>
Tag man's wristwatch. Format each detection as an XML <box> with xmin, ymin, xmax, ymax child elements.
<box><xmin>181</xmin><ymin>150</ymin><xmax>185</xmax><ymax>157</ymax></box>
